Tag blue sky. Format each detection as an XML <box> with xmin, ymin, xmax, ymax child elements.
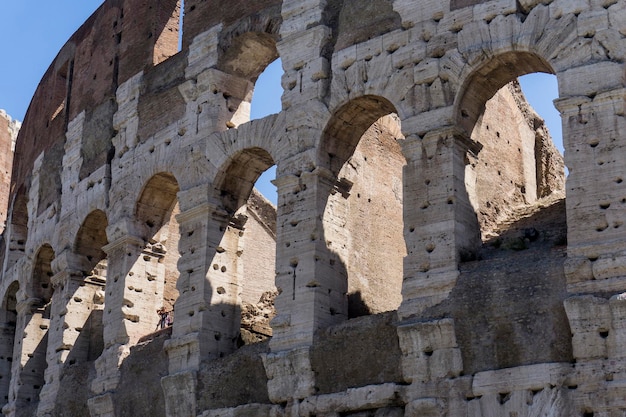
<box><xmin>1</xmin><ymin>2</ymin><xmax>562</xmax><ymax>205</ymax></box>
<box><xmin>0</xmin><ymin>1</ymin><xmax>105</xmax><ymax>122</ymax></box>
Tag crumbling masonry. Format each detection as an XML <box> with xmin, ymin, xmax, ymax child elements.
<box><xmin>0</xmin><ymin>0</ymin><xmax>625</xmax><ymax>416</ymax></box>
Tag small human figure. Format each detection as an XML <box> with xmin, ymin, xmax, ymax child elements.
<box><xmin>166</xmin><ymin>310</ymin><xmax>173</xmax><ymax>327</ymax></box>
<box><xmin>157</xmin><ymin>307</ymin><xmax>168</xmax><ymax>330</ymax></box>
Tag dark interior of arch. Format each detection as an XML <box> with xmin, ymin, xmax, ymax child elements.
<box><xmin>3</xmin><ymin>281</ymin><xmax>19</xmax><ymax>323</ymax></box>
<box><xmin>11</xmin><ymin>189</ymin><xmax>28</xmax><ymax>232</ymax></box>
<box><xmin>75</xmin><ymin>210</ymin><xmax>109</xmax><ymax>274</ymax></box>
<box><xmin>136</xmin><ymin>172</ymin><xmax>180</xmax><ymax>241</ymax></box>
<box><xmin>33</xmin><ymin>245</ymin><xmax>55</xmax><ymax>309</ymax></box>
<box><xmin>218</xmin><ymin>148</ymin><xmax>275</xmax><ymax>215</ymax></box>
<box><xmin>322</xmin><ymin>95</ymin><xmax>397</xmax><ymax>176</ymax></box>
<box><xmin>457</xmin><ymin>52</ymin><xmax>554</xmax><ymax>136</ymax></box>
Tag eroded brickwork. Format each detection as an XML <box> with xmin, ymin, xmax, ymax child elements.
<box><xmin>1</xmin><ymin>0</ymin><xmax>625</xmax><ymax>416</ymax></box>
<box><xmin>0</xmin><ymin>111</ymin><xmax>19</xmax><ymax>234</ymax></box>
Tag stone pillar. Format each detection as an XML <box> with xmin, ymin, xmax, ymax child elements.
<box><xmin>164</xmin><ymin>197</ymin><xmax>240</xmax><ymax>369</ymax></box>
<box><xmin>162</xmin><ymin>194</ymin><xmax>244</xmax><ymax>417</ymax></box>
<box><xmin>556</xmin><ymin>86</ymin><xmax>626</xmax><ymax>294</ymax></box>
<box><xmin>270</xmin><ymin>167</ymin><xmax>348</xmax><ymax>351</ymax></box>
<box><xmin>278</xmin><ymin>0</ymin><xmax>331</xmax><ymax>110</ymax></box>
<box><xmin>3</xmin><ymin>297</ymin><xmax>49</xmax><ymax>417</ymax></box>
<box><xmin>263</xmin><ymin>166</ymin><xmax>347</xmax><ymax>403</ymax></box>
<box><xmin>37</xmin><ymin>251</ymin><xmax>105</xmax><ymax>416</ymax></box>
<box><xmin>398</xmin><ymin>127</ymin><xmax>481</xmax><ymax>320</ymax></box>
<box><xmin>178</xmin><ymin>68</ymin><xmax>254</xmax><ymax>137</ymax></box>
<box><xmin>0</xmin><ymin>322</ymin><xmax>15</xmax><ymax>411</ymax></box>
<box><xmin>89</xmin><ymin>230</ymin><xmax>146</xmax><ymax>415</ymax></box>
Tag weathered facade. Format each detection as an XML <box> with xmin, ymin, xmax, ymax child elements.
<box><xmin>0</xmin><ymin>111</ymin><xmax>19</xmax><ymax>235</ymax></box>
<box><xmin>1</xmin><ymin>0</ymin><xmax>625</xmax><ymax>416</ymax></box>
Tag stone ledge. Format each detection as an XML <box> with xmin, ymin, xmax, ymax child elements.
<box><xmin>472</xmin><ymin>363</ymin><xmax>573</xmax><ymax>396</ymax></box>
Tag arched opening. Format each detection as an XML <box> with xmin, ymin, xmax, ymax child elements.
<box><xmin>214</xmin><ymin>148</ymin><xmax>277</xmax><ymax>348</ymax></box>
<box><xmin>445</xmin><ymin>52</ymin><xmax>571</xmax><ymax>374</ymax></box>
<box><xmin>219</xmin><ymin>33</ymin><xmax>279</xmax><ymax>83</ymax></box>
<box><xmin>2</xmin><ymin>189</ymin><xmax>29</xmax><ymax>273</ymax></box>
<box><xmin>250</xmin><ymin>58</ymin><xmax>283</xmax><ymax>206</ymax></box>
<box><xmin>250</xmin><ymin>58</ymin><xmax>283</xmax><ymax>122</ymax></box>
<box><xmin>457</xmin><ymin>52</ymin><xmax>566</xmax><ymax>246</ymax></box>
<box><xmin>0</xmin><ymin>281</ymin><xmax>19</xmax><ymax>407</ymax></box>
<box><xmin>66</xmin><ymin>210</ymin><xmax>108</xmax><ymax>364</ymax></box>
<box><xmin>134</xmin><ymin>173</ymin><xmax>181</xmax><ymax>339</ymax></box>
<box><xmin>321</xmin><ymin>96</ymin><xmax>406</xmax><ymax>319</ymax></box>
<box><xmin>17</xmin><ymin>245</ymin><xmax>55</xmax><ymax>412</ymax></box>
<box><xmin>249</xmin><ymin>57</ymin><xmax>282</xmax><ymax>204</ymax></box>
<box><xmin>215</xmin><ymin>20</ymin><xmax>282</xmax><ymax>129</ymax></box>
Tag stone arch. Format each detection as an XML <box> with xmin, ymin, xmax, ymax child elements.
<box><xmin>210</xmin><ymin>10</ymin><xmax>283</xmax><ymax>129</ymax></box>
<box><xmin>15</xmin><ymin>244</ymin><xmax>55</xmax><ymax>413</ymax></box>
<box><xmin>31</xmin><ymin>245</ymin><xmax>55</xmax><ymax>314</ymax></box>
<box><xmin>216</xmin><ymin>8</ymin><xmax>281</xmax><ymax>83</ymax></box>
<box><xmin>435</xmin><ymin>50</ymin><xmax>571</xmax><ymax>373</ymax></box>
<box><xmin>212</xmin><ymin>147</ymin><xmax>278</xmax><ymax>346</ymax></box>
<box><xmin>75</xmin><ymin>210</ymin><xmax>109</xmax><ymax>271</ymax></box>
<box><xmin>216</xmin><ymin>147</ymin><xmax>276</xmax><ymax>214</ymax></box>
<box><xmin>319</xmin><ymin>95</ymin><xmax>406</xmax><ymax>318</ymax></box>
<box><xmin>455</xmin><ymin>51</ymin><xmax>554</xmax><ymax>137</ymax></box>
<box><xmin>65</xmin><ymin>210</ymin><xmax>109</xmax><ymax>363</ymax></box>
<box><xmin>2</xmin><ymin>187</ymin><xmax>29</xmax><ymax>274</ymax></box>
<box><xmin>329</xmin><ymin>55</ymin><xmax>415</xmax><ymax>123</ymax></box>
<box><xmin>0</xmin><ymin>281</ymin><xmax>19</xmax><ymax>408</ymax></box>
<box><xmin>134</xmin><ymin>172</ymin><xmax>181</xmax><ymax>333</ymax></box>
<box><xmin>453</xmin><ymin>50</ymin><xmax>565</xmax><ymax>241</ymax></box>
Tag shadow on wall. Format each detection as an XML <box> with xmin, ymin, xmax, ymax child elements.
<box><xmin>348</xmin><ymin>292</ymin><xmax>371</xmax><ymax>318</ymax></box>
<box><xmin>66</xmin><ymin>309</ymin><xmax>105</xmax><ymax>365</ymax></box>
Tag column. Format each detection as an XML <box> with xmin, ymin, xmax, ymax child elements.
<box><xmin>4</xmin><ymin>297</ymin><xmax>49</xmax><ymax>417</ymax></box>
<box><xmin>398</xmin><ymin>127</ymin><xmax>481</xmax><ymax>320</ymax></box>
<box><xmin>162</xmin><ymin>195</ymin><xmax>242</xmax><ymax>417</ymax></box>
<box><xmin>556</xmin><ymin>87</ymin><xmax>626</xmax><ymax>293</ymax></box>
<box><xmin>88</xmin><ymin>229</ymin><xmax>145</xmax><ymax>417</ymax></box>
<box><xmin>37</xmin><ymin>251</ymin><xmax>105</xmax><ymax>416</ymax></box>
<box><xmin>262</xmin><ymin>164</ymin><xmax>349</xmax><ymax>403</ymax></box>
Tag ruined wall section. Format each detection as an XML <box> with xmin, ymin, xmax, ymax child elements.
<box><xmin>2</xmin><ymin>0</ymin><xmax>625</xmax><ymax>416</ymax></box>
<box><xmin>10</xmin><ymin>0</ymin><xmax>183</xmax><ymax>207</ymax></box>
<box><xmin>181</xmin><ymin>0</ymin><xmax>281</xmax><ymax>50</ymax></box>
<box><xmin>467</xmin><ymin>82</ymin><xmax>565</xmax><ymax>240</ymax></box>
<box><xmin>0</xmin><ymin>111</ymin><xmax>19</xmax><ymax>233</ymax></box>
<box><xmin>332</xmin><ymin>0</ymin><xmax>401</xmax><ymax>51</ymax></box>
<box><xmin>241</xmin><ymin>189</ymin><xmax>277</xmax><ymax>305</ymax></box>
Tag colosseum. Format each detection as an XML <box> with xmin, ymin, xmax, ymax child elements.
<box><xmin>0</xmin><ymin>0</ymin><xmax>624</xmax><ymax>416</ymax></box>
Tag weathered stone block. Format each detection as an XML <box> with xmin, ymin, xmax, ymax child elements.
<box><xmin>564</xmin><ymin>295</ymin><xmax>611</xmax><ymax>360</ymax></box>
<box><xmin>262</xmin><ymin>347</ymin><xmax>315</xmax><ymax>403</ymax></box>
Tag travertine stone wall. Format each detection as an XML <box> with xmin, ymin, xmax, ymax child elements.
<box><xmin>0</xmin><ymin>111</ymin><xmax>19</xmax><ymax>235</ymax></box>
<box><xmin>0</xmin><ymin>0</ymin><xmax>624</xmax><ymax>416</ymax></box>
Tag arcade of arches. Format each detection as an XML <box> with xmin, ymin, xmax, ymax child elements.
<box><xmin>0</xmin><ymin>0</ymin><xmax>624</xmax><ymax>416</ymax></box>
